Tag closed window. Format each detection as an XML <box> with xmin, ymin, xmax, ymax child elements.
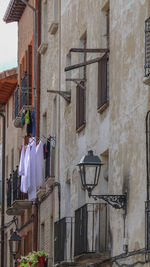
<box><xmin>97</xmin><ymin>53</ymin><xmax>109</xmax><ymax>110</ymax></box>
<box><xmin>76</xmin><ymin>83</ymin><xmax>86</xmax><ymax>131</ymax></box>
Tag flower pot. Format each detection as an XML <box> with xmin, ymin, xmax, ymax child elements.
<box><xmin>37</xmin><ymin>256</ymin><xmax>47</xmax><ymax>266</ymax></box>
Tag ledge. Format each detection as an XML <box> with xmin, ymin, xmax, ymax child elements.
<box><xmin>45</xmin><ymin>177</ymin><xmax>55</xmax><ymax>189</ymax></box>
<box><xmin>54</xmin><ymin>262</ymin><xmax>84</xmax><ymax>267</ymax></box>
<box><xmin>97</xmin><ymin>101</ymin><xmax>109</xmax><ymax>114</ymax></box>
<box><xmin>38</xmin><ymin>42</ymin><xmax>48</xmax><ymax>55</ymax></box>
<box><xmin>36</xmin><ymin>187</ymin><xmax>46</xmax><ymax>200</ymax></box>
<box><xmin>48</xmin><ymin>21</ymin><xmax>59</xmax><ymax>35</ymax></box>
<box><xmin>74</xmin><ymin>251</ymin><xmax>110</xmax><ymax>264</ymax></box>
<box><xmin>6</xmin><ymin>200</ymin><xmax>33</xmax><ymax>216</ymax></box>
<box><xmin>143</xmin><ymin>76</ymin><xmax>150</xmax><ymax>85</ymax></box>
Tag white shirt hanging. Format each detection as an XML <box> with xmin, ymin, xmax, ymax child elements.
<box><xmin>36</xmin><ymin>140</ymin><xmax>44</xmax><ymax>190</ymax></box>
<box><xmin>28</xmin><ymin>140</ymin><xmax>37</xmax><ymax>200</ymax></box>
<box><xmin>19</xmin><ymin>144</ymin><xmax>25</xmax><ymax>176</ymax></box>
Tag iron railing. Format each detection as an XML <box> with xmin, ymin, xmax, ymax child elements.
<box><xmin>145</xmin><ymin>17</ymin><xmax>150</xmax><ymax>77</ymax></box>
<box><xmin>7</xmin><ymin>166</ymin><xmax>22</xmax><ymax>208</ymax></box>
<box><xmin>54</xmin><ymin>217</ymin><xmax>74</xmax><ymax>263</ymax></box>
<box><xmin>21</xmin><ymin>72</ymin><xmax>32</xmax><ymax>109</ymax></box>
<box><xmin>74</xmin><ymin>203</ymin><xmax>108</xmax><ymax>257</ymax></box>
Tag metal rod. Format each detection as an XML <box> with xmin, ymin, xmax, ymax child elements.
<box><xmin>146</xmin><ymin>110</ymin><xmax>150</xmax><ymax>201</ymax></box>
<box><xmin>70</xmin><ymin>48</ymin><xmax>109</xmax><ymax>53</ymax></box>
<box><xmin>20</xmin><ymin>0</ymin><xmax>36</xmax><ymax>11</ymax></box>
<box><xmin>65</xmin><ymin>56</ymin><xmax>103</xmax><ymax>72</ymax></box>
<box><xmin>0</xmin><ymin>112</ymin><xmax>5</xmax><ymax>267</ymax></box>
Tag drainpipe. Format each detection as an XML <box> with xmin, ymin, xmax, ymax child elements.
<box><xmin>146</xmin><ymin>110</ymin><xmax>150</xmax><ymax>201</ymax></box>
<box><xmin>0</xmin><ymin>112</ymin><xmax>6</xmax><ymax>267</ymax></box>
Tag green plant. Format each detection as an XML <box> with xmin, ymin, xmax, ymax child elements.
<box><xmin>17</xmin><ymin>251</ymin><xmax>49</xmax><ymax>267</ymax></box>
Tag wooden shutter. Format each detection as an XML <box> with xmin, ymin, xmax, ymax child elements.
<box><xmin>76</xmin><ymin>82</ymin><xmax>85</xmax><ymax>131</ymax></box>
<box><xmin>97</xmin><ymin>54</ymin><xmax>108</xmax><ymax>109</ymax></box>
<box><xmin>28</xmin><ymin>45</ymin><xmax>32</xmax><ymax>105</ymax></box>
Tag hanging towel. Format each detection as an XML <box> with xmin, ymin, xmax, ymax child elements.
<box><xmin>36</xmin><ymin>140</ymin><xmax>44</xmax><ymax>190</ymax></box>
<box><xmin>19</xmin><ymin>145</ymin><xmax>25</xmax><ymax>176</ymax></box>
<box><xmin>25</xmin><ymin>110</ymin><xmax>30</xmax><ymax>124</ymax></box>
<box><xmin>20</xmin><ymin>144</ymin><xmax>30</xmax><ymax>193</ymax></box>
<box><xmin>20</xmin><ymin>112</ymin><xmax>25</xmax><ymax>126</ymax></box>
<box><xmin>28</xmin><ymin>140</ymin><xmax>37</xmax><ymax>200</ymax></box>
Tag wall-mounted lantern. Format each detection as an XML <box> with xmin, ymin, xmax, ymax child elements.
<box><xmin>9</xmin><ymin>231</ymin><xmax>21</xmax><ymax>261</ymax></box>
<box><xmin>77</xmin><ymin>150</ymin><xmax>127</xmax><ymax>210</ymax></box>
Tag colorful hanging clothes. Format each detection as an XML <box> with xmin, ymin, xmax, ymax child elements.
<box><xmin>25</xmin><ymin>110</ymin><xmax>30</xmax><ymax>124</ymax></box>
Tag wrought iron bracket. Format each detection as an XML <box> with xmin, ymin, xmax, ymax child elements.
<box><xmin>47</xmin><ymin>90</ymin><xmax>71</xmax><ymax>103</ymax></box>
<box><xmin>89</xmin><ymin>192</ymin><xmax>127</xmax><ymax>210</ymax></box>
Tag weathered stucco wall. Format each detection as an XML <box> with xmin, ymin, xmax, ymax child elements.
<box><xmin>109</xmin><ymin>0</ymin><xmax>148</xmax><ymax>256</ymax></box>
<box><xmin>18</xmin><ymin>0</ymin><xmax>34</xmax><ymax>64</ymax></box>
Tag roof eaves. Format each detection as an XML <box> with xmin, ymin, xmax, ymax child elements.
<box><xmin>3</xmin><ymin>0</ymin><xmax>26</xmax><ymax>23</ymax></box>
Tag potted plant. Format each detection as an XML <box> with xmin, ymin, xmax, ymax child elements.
<box><xmin>32</xmin><ymin>251</ymin><xmax>48</xmax><ymax>266</ymax></box>
<box><xmin>17</xmin><ymin>251</ymin><xmax>48</xmax><ymax>267</ymax></box>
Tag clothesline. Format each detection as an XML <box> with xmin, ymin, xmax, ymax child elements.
<box><xmin>20</xmin><ymin>135</ymin><xmax>56</xmax><ymax>145</ymax></box>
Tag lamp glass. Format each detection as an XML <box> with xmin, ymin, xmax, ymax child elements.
<box><xmin>78</xmin><ymin>150</ymin><xmax>103</xmax><ymax>193</ymax></box>
<box><xmin>9</xmin><ymin>231</ymin><xmax>21</xmax><ymax>258</ymax></box>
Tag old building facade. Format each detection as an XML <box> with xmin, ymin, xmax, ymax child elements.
<box><xmin>2</xmin><ymin>0</ymin><xmax>150</xmax><ymax>267</ymax></box>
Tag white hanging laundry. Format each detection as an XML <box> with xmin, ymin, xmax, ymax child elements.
<box><xmin>28</xmin><ymin>140</ymin><xmax>37</xmax><ymax>200</ymax></box>
<box><xmin>20</xmin><ymin>144</ymin><xmax>30</xmax><ymax>193</ymax></box>
<box><xmin>36</xmin><ymin>140</ymin><xmax>44</xmax><ymax>190</ymax></box>
<box><xmin>19</xmin><ymin>144</ymin><xmax>25</xmax><ymax>176</ymax></box>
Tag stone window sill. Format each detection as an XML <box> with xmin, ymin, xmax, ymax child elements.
<box><xmin>48</xmin><ymin>21</ymin><xmax>59</xmax><ymax>35</ymax></box>
<box><xmin>143</xmin><ymin>76</ymin><xmax>150</xmax><ymax>85</ymax></box>
<box><xmin>38</xmin><ymin>42</ymin><xmax>48</xmax><ymax>55</ymax></box>
<box><xmin>97</xmin><ymin>101</ymin><xmax>109</xmax><ymax>114</ymax></box>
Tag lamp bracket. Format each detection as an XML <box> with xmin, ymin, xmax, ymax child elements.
<box><xmin>47</xmin><ymin>90</ymin><xmax>71</xmax><ymax>103</ymax></box>
<box><xmin>89</xmin><ymin>193</ymin><xmax>127</xmax><ymax>210</ymax></box>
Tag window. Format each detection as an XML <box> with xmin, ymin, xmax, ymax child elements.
<box><xmin>11</xmin><ymin>148</ymin><xmax>14</xmax><ymax>173</ymax></box>
<box><xmin>76</xmin><ymin>33</ymin><xmax>87</xmax><ymax>131</ymax></box>
<box><xmin>66</xmin><ymin>53</ymin><xmax>71</xmax><ymax>91</ymax></box>
<box><xmin>76</xmin><ymin>83</ymin><xmax>86</xmax><ymax>131</ymax></box>
<box><xmin>97</xmin><ymin>53</ymin><xmax>109</xmax><ymax>110</ymax></box>
<box><xmin>98</xmin><ymin>6</ymin><xmax>109</xmax><ymax>111</ymax></box>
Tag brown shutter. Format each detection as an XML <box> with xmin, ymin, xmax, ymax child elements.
<box><xmin>76</xmin><ymin>85</ymin><xmax>80</xmax><ymax>130</ymax></box>
<box><xmin>97</xmin><ymin>54</ymin><xmax>108</xmax><ymax>109</ymax></box>
<box><xmin>76</xmin><ymin>82</ymin><xmax>85</xmax><ymax>131</ymax></box>
<box><xmin>28</xmin><ymin>45</ymin><xmax>32</xmax><ymax>105</ymax></box>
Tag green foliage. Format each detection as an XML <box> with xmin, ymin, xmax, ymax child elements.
<box><xmin>17</xmin><ymin>251</ymin><xmax>49</xmax><ymax>266</ymax></box>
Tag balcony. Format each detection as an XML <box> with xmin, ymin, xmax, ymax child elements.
<box><xmin>6</xmin><ymin>166</ymin><xmax>32</xmax><ymax>216</ymax></box>
<box><xmin>74</xmin><ymin>203</ymin><xmax>110</xmax><ymax>264</ymax></box>
<box><xmin>54</xmin><ymin>217</ymin><xmax>74</xmax><ymax>265</ymax></box>
<box><xmin>14</xmin><ymin>72</ymin><xmax>33</xmax><ymax>128</ymax></box>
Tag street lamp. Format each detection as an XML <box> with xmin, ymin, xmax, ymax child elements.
<box><xmin>9</xmin><ymin>231</ymin><xmax>21</xmax><ymax>262</ymax></box>
<box><xmin>77</xmin><ymin>150</ymin><xmax>127</xmax><ymax>210</ymax></box>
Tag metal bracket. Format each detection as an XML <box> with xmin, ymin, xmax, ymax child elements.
<box><xmin>47</xmin><ymin>90</ymin><xmax>71</xmax><ymax>103</ymax></box>
<box><xmin>89</xmin><ymin>193</ymin><xmax>127</xmax><ymax>210</ymax></box>
<box><xmin>66</xmin><ymin>79</ymin><xmax>86</xmax><ymax>90</ymax></box>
